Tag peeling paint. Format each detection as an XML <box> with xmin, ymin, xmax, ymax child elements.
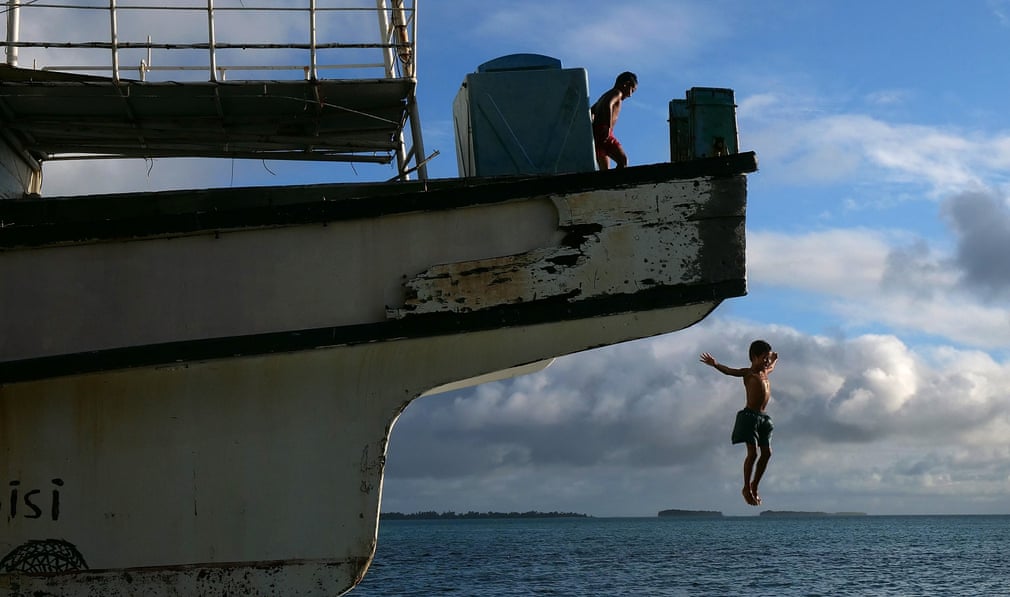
<box><xmin>391</xmin><ymin>176</ymin><xmax>746</xmax><ymax>317</ymax></box>
<box><xmin>0</xmin><ymin>557</ymin><xmax>369</xmax><ymax>596</ymax></box>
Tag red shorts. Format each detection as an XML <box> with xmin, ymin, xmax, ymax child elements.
<box><xmin>593</xmin><ymin>123</ymin><xmax>622</xmax><ymax>162</ymax></box>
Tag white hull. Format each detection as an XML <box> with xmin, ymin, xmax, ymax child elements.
<box><xmin>0</xmin><ymin>155</ymin><xmax>754</xmax><ymax>595</ymax></box>
<box><xmin>0</xmin><ymin>303</ymin><xmax>715</xmax><ymax>595</ymax></box>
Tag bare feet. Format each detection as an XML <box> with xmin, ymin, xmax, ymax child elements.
<box><xmin>741</xmin><ymin>486</ymin><xmax>757</xmax><ymax>506</ymax></box>
<box><xmin>751</xmin><ymin>484</ymin><xmax>763</xmax><ymax>505</ymax></box>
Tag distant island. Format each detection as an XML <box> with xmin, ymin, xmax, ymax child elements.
<box><xmin>760</xmin><ymin>510</ymin><xmax>868</xmax><ymax>518</ymax></box>
<box><xmin>658</xmin><ymin>509</ymin><xmax>723</xmax><ymax>518</ymax></box>
<box><xmin>381</xmin><ymin>510</ymin><xmax>590</xmax><ymax>520</ymax></box>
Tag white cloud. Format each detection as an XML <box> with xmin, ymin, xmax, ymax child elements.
<box><xmin>747</xmin><ymin>221</ymin><xmax>1010</xmax><ymax>350</ymax></box>
<box><xmin>471</xmin><ymin>1</ymin><xmax>730</xmax><ymax>72</ymax></box>
<box><xmin>383</xmin><ymin>320</ymin><xmax>1010</xmax><ymax>515</ymax></box>
<box><xmin>865</xmin><ymin>89</ymin><xmax>911</xmax><ymax>106</ymax></box>
<box><xmin>41</xmin><ymin>159</ymin><xmax>222</xmax><ymax>196</ymax></box>
<box><xmin>741</xmin><ymin>92</ymin><xmax>1010</xmax><ymax>197</ymax></box>
<box><xmin>989</xmin><ymin>0</ymin><xmax>1010</xmax><ymax>26</ymax></box>
<box><xmin>38</xmin><ymin>156</ymin><xmax>396</xmax><ymax>196</ymax></box>
<box><xmin>749</xmin><ymin>228</ymin><xmax>892</xmax><ymax>296</ymax></box>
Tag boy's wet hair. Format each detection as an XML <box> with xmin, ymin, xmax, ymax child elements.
<box><xmin>749</xmin><ymin>339</ymin><xmax>772</xmax><ymax>360</ymax></box>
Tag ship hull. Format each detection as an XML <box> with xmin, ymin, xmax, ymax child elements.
<box><xmin>0</xmin><ymin>154</ymin><xmax>754</xmax><ymax>595</ymax></box>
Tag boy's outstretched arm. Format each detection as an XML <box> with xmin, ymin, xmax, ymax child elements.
<box><xmin>699</xmin><ymin>352</ymin><xmax>749</xmax><ymax>377</ymax></box>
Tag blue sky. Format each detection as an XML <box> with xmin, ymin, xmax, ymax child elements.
<box><xmin>30</xmin><ymin>1</ymin><xmax>1010</xmax><ymax>516</ymax></box>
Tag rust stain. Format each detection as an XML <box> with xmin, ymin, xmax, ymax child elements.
<box><xmin>390</xmin><ymin>177</ymin><xmax>742</xmax><ymax>318</ymax></box>
<box><xmin>1</xmin><ymin>556</ymin><xmax>371</xmax><ymax>596</ymax></box>
<box><xmin>358</xmin><ymin>442</ymin><xmax>385</xmax><ymax>495</ymax></box>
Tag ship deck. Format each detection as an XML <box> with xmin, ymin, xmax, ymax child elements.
<box><xmin>0</xmin><ymin>152</ymin><xmax>758</xmax><ymax>249</ymax></box>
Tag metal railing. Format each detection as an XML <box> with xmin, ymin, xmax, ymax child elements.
<box><xmin>1</xmin><ymin>0</ymin><xmax>428</xmax><ymax>179</ymax></box>
<box><xmin>2</xmin><ymin>0</ymin><xmax>416</xmax><ymax>83</ymax></box>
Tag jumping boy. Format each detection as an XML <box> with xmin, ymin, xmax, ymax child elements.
<box><xmin>700</xmin><ymin>340</ymin><xmax>778</xmax><ymax>506</ymax></box>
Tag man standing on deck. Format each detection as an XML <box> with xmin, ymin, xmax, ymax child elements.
<box><xmin>591</xmin><ymin>71</ymin><xmax>637</xmax><ymax>170</ymax></box>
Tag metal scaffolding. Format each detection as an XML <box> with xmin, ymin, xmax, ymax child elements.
<box><xmin>0</xmin><ymin>0</ymin><xmax>427</xmax><ymax>179</ymax></box>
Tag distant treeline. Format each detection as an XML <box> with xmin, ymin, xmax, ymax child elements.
<box><xmin>760</xmin><ymin>510</ymin><xmax>868</xmax><ymax>517</ymax></box>
<box><xmin>381</xmin><ymin>510</ymin><xmax>590</xmax><ymax>520</ymax></box>
<box><xmin>658</xmin><ymin>509</ymin><xmax>723</xmax><ymax>518</ymax></box>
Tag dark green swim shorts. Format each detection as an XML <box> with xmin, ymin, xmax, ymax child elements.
<box><xmin>731</xmin><ymin>408</ymin><xmax>773</xmax><ymax>446</ymax></box>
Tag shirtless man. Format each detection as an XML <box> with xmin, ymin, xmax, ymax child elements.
<box><xmin>700</xmin><ymin>340</ymin><xmax>778</xmax><ymax>506</ymax></box>
<box><xmin>591</xmin><ymin>71</ymin><xmax>637</xmax><ymax>170</ymax></box>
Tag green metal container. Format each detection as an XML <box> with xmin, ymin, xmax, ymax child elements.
<box><xmin>668</xmin><ymin>99</ymin><xmax>691</xmax><ymax>163</ymax></box>
<box><xmin>669</xmin><ymin>87</ymin><xmax>739</xmax><ymax>162</ymax></box>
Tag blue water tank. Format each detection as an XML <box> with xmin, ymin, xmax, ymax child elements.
<box><xmin>453</xmin><ymin>54</ymin><xmax>595</xmax><ymax>177</ymax></box>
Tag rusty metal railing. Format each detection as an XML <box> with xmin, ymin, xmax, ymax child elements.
<box><xmin>2</xmin><ymin>0</ymin><xmax>416</xmax><ymax>83</ymax></box>
<box><xmin>1</xmin><ymin>0</ymin><xmax>428</xmax><ymax>179</ymax></box>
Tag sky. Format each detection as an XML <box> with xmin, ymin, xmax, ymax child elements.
<box><xmin>17</xmin><ymin>1</ymin><xmax>1010</xmax><ymax>516</ymax></box>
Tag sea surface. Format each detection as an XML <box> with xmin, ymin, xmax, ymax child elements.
<box><xmin>349</xmin><ymin>515</ymin><xmax>1010</xmax><ymax>596</ymax></box>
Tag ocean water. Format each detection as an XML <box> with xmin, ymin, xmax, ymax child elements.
<box><xmin>349</xmin><ymin>515</ymin><xmax>1010</xmax><ymax>596</ymax></box>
